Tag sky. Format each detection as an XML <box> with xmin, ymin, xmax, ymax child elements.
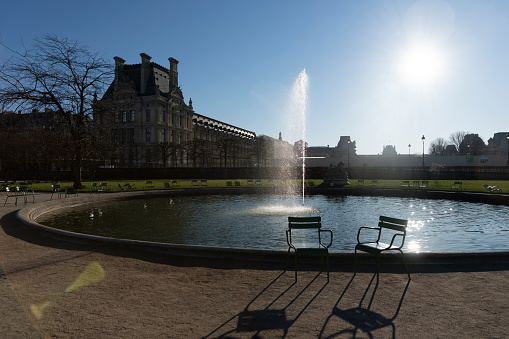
<box><xmin>1</xmin><ymin>0</ymin><xmax>509</xmax><ymax>155</ymax></box>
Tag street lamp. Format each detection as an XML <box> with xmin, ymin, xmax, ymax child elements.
<box><xmin>347</xmin><ymin>139</ymin><xmax>350</xmax><ymax>167</ymax></box>
<box><xmin>506</xmin><ymin>133</ymin><xmax>509</xmax><ymax>166</ymax></box>
<box><xmin>421</xmin><ymin>135</ymin><xmax>425</xmax><ymax>167</ymax></box>
<box><xmin>408</xmin><ymin>144</ymin><xmax>411</xmax><ymax>155</ymax></box>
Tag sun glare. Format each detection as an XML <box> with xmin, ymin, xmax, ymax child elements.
<box><xmin>398</xmin><ymin>42</ymin><xmax>445</xmax><ymax>87</ymax></box>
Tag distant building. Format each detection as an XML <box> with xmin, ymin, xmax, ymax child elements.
<box><xmin>486</xmin><ymin>132</ymin><xmax>509</xmax><ymax>156</ymax></box>
<box><xmin>95</xmin><ymin>53</ymin><xmax>256</xmax><ymax>167</ymax></box>
<box><xmin>382</xmin><ymin>145</ymin><xmax>397</xmax><ymax>156</ymax></box>
<box><xmin>306</xmin><ymin>136</ymin><xmax>356</xmax><ymax>158</ymax></box>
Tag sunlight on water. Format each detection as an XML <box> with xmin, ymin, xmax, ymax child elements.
<box><xmin>244</xmin><ymin>204</ymin><xmax>318</xmax><ymax>216</ymax></box>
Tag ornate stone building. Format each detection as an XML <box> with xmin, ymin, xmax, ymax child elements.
<box><xmin>95</xmin><ymin>53</ymin><xmax>256</xmax><ymax>168</ymax></box>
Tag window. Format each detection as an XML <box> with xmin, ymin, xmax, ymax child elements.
<box><xmin>146</xmin><ymin>109</ymin><xmax>151</xmax><ymax>122</ymax></box>
<box><xmin>122</xmin><ymin>111</ymin><xmax>127</xmax><ymax>123</ymax></box>
<box><xmin>146</xmin><ymin>127</ymin><xmax>151</xmax><ymax>142</ymax></box>
<box><xmin>114</xmin><ymin>112</ymin><xmax>119</xmax><ymax>123</ymax></box>
<box><xmin>162</xmin><ymin>110</ymin><xmax>166</xmax><ymax>122</ymax></box>
<box><xmin>130</xmin><ymin>110</ymin><xmax>135</xmax><ymax>122</ymax></box>
<box><xmin>129</xmin><ymin>129</ymin><xmax>134</xmax><ymax>143</ymax></box>
<box><xmin>171</xmin><ymin>114</ymin><xmax>174</xmax><ymax>125</ymax></box>
<box><xmin>178</xmin><ymin>132</ymin><xmax>181</xmax><ymax>144</ymax></box>
<box><xmin>147</xmin><ymin>103</ymin><xmax>151</xmax><ymax>107</ymax></box>
<box><xmin>161</xmin><ymin>129</ymin><xmax>165</xmax><ymax>142</ymax></box>
<box><xmin>121</xmin><ymin>129</ymin><xmax>126</xmax><ymax>144</ymax></box>
<box><xmin>170</xmin><ymin>130</ymin><xmax>174</xmax><ymax>143</ymax></box>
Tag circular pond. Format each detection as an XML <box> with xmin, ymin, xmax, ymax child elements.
<box><xmin>37</xmin><ymin>194</ymin><xmax>509</xmax><ymax>252</ymax></box>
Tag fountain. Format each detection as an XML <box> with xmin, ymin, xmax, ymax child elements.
<box><xmin>287</xmin><ymin>69</ymin><xmax>309</xmax><ymax>204</ymax></box>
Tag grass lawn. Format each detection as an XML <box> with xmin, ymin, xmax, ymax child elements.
<box><xmin>6</xmin><ymin>179</ymin><xmax>509</xmax><ymax>194</ymax></box>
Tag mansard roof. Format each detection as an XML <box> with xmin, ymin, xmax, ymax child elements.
<box><xmin>192</xmin><ymin>113</ymin><xmax>256</xmax><ymax>140</ymax></box>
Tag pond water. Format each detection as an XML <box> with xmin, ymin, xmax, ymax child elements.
<box><xmin>37</xmin><ymin>194</ymin><xmax>509</xmax><ymax>252</ymax></box>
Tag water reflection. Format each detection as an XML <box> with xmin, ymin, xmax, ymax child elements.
<box><xmin>38</xmin><ymin>194</ymin><xmax>509</xmax><ymax>252</ymax></box>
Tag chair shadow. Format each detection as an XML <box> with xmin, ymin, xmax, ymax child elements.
<box><xmin>203</xmin><ymin>271</ymin><xmax>328</xmax><ymax>338</ymax></box>
<box><xmin>320</xmin><ymin>274</ymin><xmax>410</xmax><ymax>339</ymax></box>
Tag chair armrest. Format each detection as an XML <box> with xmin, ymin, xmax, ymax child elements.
<box><xmin>319</xmin><ymin>229</ymin><xmax>333</xmax><ymax>248</ymax></box>
<box><xmin>387</xmin><ymin>233</ymin><xmax>405</xmax><ymax>249</ymax></box>
<box><xmin>285</xmin><ymin>229</ymin><xmax>295</xmax><ymax>248</ymax></box>
<box><xmin>356</xmin><ymin>227</ymin><xmax>380</xmax><ymax>243</ymax></box>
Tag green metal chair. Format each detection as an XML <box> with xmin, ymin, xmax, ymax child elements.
<box><xmin>354</xmin><ymin>216</ymin><xmax>410</xmax><ymax>282</ymax></box>
<box><xmin>63</xmin><ymin>186</ymin><xmax>78</xmax><ymax>198</ymax></box>
<box><xmin>50</xmin><ymin>184</ymin><xmax>62</xmax><ymax>200</ymax></box>
<box><xmin>145</xmin><ymin>181</ymin><xmax>155</xmax><ymax>189</ymax></box>
<box><xmin>98</xmin><ymin>183</ymin><xmax>111</xmax><ymax>192</ymax></box>
<box><xmin>4</xmin><ymin>187</ymin><xmax>27</xmax><ymax>206</ymax></box>
<box><xmin>90</xmin><ymin>182</ymin><xmax>98</xmax><ymax>195</ymax></box>
<box><xmin>123</xmin><ymin>183</ymin><xmax>136</xmax><ymax>190</ymax></box>
<box><xmin>285</xmin><ymin>216</ymin><xmax>333</xmax><ymax>282</ymax></box>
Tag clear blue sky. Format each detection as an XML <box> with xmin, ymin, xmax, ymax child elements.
<box><xmin>1</xmin><ymin>0</ymin><xmax>508</xmax><ymax>155</ymax></box>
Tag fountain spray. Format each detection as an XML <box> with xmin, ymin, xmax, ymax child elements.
<box><xmin>291</xmin><ymin>69</ymin><xmax>309</xmax><ymax>204</ymax></box>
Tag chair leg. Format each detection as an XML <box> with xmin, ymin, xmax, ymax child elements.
<box><xmin>294</xmin><ymin>252</ymin><xmax>298</xmax><ymax>282</ymax></box>
<box><xmin>354</xmin><ymin>248</ymin><xmax>358</xmax><ymax>276</ymax></box>
<box><xmin>284</xmin><ymin>248</ymin><xmax>290</xmax><ymax>272</ymax></box>
<box><xmin>326</xmin><ymin>253</ymin><xmax>330</xmax><ymax>282</ymax></box>
<box><xmin>400</xmin><ymin>251</ymin><xmax>411</xmax><ymax>280</ymax></box>
<box><xmin>376</xmin><ymin>255</ymin><xmax>380</xmax><ymax>283</ymax></box>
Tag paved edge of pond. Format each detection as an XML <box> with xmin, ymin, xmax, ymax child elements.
<box><xmin>15</xmin><ymin>189</ymin><xmax>509</xmax><ymax>272</ymax></box>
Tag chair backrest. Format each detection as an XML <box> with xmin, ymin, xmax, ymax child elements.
<box><xmin>288</xmin><ymin>216</ymin><xmax>321</xmax><ymax>229</ymax></box>
<box><xmin>378</xmin><ymin>216</ymin><xmax>407</xmax><ymax>233</ymax></box>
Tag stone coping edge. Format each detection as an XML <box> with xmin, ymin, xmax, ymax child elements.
<box><xmin>15</xmin><ymin>190</ymin><xmax>509</xmax><ymax>268</ymax></box>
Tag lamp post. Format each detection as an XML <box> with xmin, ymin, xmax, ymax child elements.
<box><xmin>506</xmin><ymin>133</ymin><xmax>509</xmax><ymax>166</ymax></box>
<box><xmin>408</xmin><ymin>144</ymin><xmax>411</xmax><ymax>156</ymax></box>
<box><xmin>421</xmin><ymin>135</ymin><xmax>425</xmax><ymax>167</ymax></box>
<box><xmin>347</xmin><ymin>139</ymin><xmax>350</xmax><ymax>167</ymax></box>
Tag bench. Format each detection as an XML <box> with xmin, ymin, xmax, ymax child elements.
<box><xmin>419</xmin><ymin>180</ymin><xmax>429</xmax><ymax>189</ymax></box>
<box><xmin>285</xmin><ymin>216</ymin><xmax>333</xmax><ymax>282</ymax></box>
<box><xmin>354</xmin><ymin>216</ymin><xmax>410</xmax><ymax>282</ymax></box>
<box><xmin>145</xmin><ymin>180</ymin><xmax>155</xmax><ymax>189</ymax></box>
<box><xmin>369</xmin><ymin>180</ymin><xmax>378</xmax><ymax>188</ymax></box>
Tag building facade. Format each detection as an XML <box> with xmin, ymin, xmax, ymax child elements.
<box><xmin>95</xmin><ymin>53</ymin><xmax>256</xmax><ymax>168</ymax></box>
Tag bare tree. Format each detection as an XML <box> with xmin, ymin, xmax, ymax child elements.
<box><xmin>0</xmin><ymin>35</ymin><xmax>113</xmax><ymax>187</ymax></box>
<box><xmin>428</xmin><ymin>137</ymin><xmax>447</xmax><ymax>155</ymax></box>
<box><xmin>449</xmin><ymin>131</ymin><xmax>469</xmax><ymax>153</ymax></box>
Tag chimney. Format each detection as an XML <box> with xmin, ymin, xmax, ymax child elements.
<box><xmin>140</xmin><ymin>53</ymin><xmax>152</xmax><ymax>94</ymax></box>
<box><xmin>113</xmin><ymin>56</ymin><xmax>125</xmax><ymax>89</ymax></box>
<box><xmin>168</xmin><ymin>57</ymin><xmax>179</xmax><ymax>87</ymax></box>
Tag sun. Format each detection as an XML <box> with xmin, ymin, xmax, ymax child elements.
<box><xmin>397</xmin><ymin>42</ymin><xmax>445</xmax><ymax>87</ymax></box>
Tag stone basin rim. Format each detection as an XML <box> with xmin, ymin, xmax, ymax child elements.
<box><xmin>15</xmin><ymin>189</ymin><xmax>509</xmax><ymax>266</ymax></box>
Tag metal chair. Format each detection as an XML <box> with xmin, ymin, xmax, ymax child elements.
<box><xmin>354</xmin><ymin>216</ymin><xmax>410</xmax><ymax>282</ymax></box>
<box><xmin>285</xmin><ymin>216</ymin><xmax>333</xmax><ymax>282</ymax></box>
